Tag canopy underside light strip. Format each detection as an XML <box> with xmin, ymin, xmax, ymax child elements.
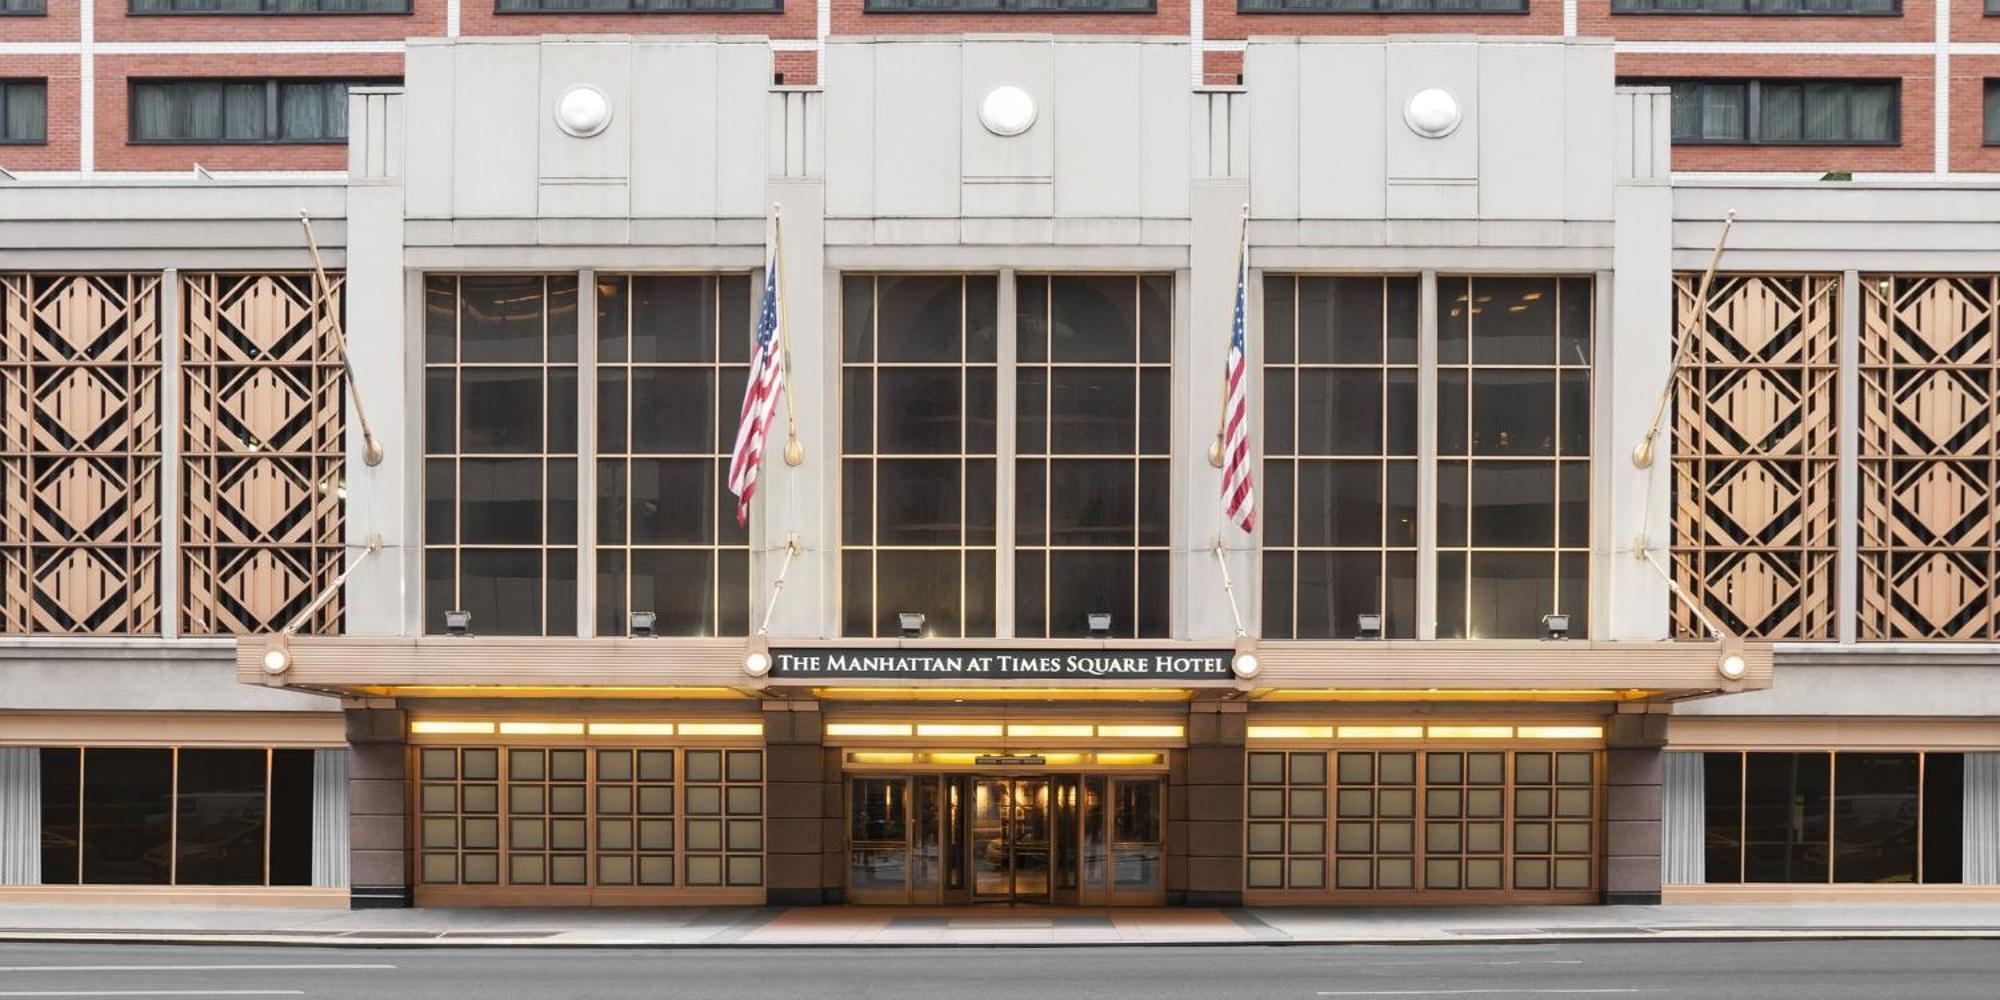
<box><xmin>409</xmin><ymin>719</ymin><xmax>764</xmax><ymax>737</ymax></box>
<box><xmin>1246</xmin><ymin>724</ymin><xmax>1605</xmax><ymax>740</ymax></box>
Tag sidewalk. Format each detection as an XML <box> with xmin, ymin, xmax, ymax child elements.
<box><xmin>2</xmin><ymin>902</ymin><xmax>1999</xmax><ymax>948</ymax></box>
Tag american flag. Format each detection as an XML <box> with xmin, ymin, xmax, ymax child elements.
<box><xmin>1220</xmin><ymin>239</ymin><xmax>1256</xmax><ymax>533</ymax></box>
<box><xmin>727</xmin><ymin>247</ymin><xmax>785</xmax><ymax>527</ymax></box>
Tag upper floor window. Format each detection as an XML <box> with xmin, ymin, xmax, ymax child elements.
<box><xmin>0</xmin><ymin>80</ymin><xmax>46</xmax><ymax>144</ymax></box>
<box><xmin>1986</xmin><ymin>80</ymin><xmax>2000</xmax><ymax>145</ymax></box>
<box><xmin>0</xmin><ymin>0</ymin><xmax>44</xmax><ymax>13</ymax></box>
<box><xmin>1647</xmin><ymin>78</ymin><xmax>1898</xmax><ymax>145</ymax></box>
<box><xmin>1237</xmin><ymin>0</ymin><xmax>1525</xmax><ymax>11</ymax></box>
<box><xmin>1613</xmin><ymin>0</ymin><xmax>1894</xmax><ymax>12</ymax></box>
<box><xmin>865</xmin><ymin>0</ymin><xmax>1149</xmax><ymax>10</ymax></box>
<box><xmin>497</xmin><ymin>0</ymin><xmax>780</xmax><ymax>11</ymax></box>
<box><xmin>1435</xmin><ymin>276</ymin><xmax>1592</xmax><ymax>640</ymax></box>
<box><xmin>130</xmin><ymin>79</ymin><xmax>392</xmax><ymax>144</ymax></box>
<box><xmin>129</xmin><ymin>0</ymin><xmax>409</xmax><ymax>11</ymax></box>
<box><xmin>1261</xmin><ymin>276</ymin><xmax>1420</xmax><ymax>640</ymax></box>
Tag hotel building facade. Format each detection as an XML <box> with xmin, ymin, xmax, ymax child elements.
<box><xmin>2</xmin><ymin>0</ymin><xmax>2000</xmax><ymax>910</ymax></box>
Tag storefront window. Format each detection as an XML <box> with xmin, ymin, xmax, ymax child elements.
<box><xmin>38</xmin><ymin>748</ymin><xmax>80</xmax><ymax>884</ymax></box>
<box><xmin>1694</xmin><ymin>750</ymin><xmax>1962</xmax><ymax>885</ymax></box>
<box><xmin>81</xmin><ymin>749</ymin><xmax>172</xmax><ymax>885</ymax></box>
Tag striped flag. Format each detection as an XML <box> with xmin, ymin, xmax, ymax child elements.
<box><xmin>727</xmin><ymin>246</ymin><xmax>785</xmax><ymax>527</ymax></box>
<box><xmin>1220</xmin><ymin>236</ymin><xmax>1256</xmax><ymax>533</ymax></box>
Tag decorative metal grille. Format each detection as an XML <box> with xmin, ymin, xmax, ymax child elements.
<box><xmin>1858</xmin><ymin>275</ymin><xmax>2000</xmax><ymax>640</ymax></box>
<box><xmin>180</xmin><ymin>273</ymin><xmax>345</xmax><ymax>635</ymax></box>
<box><xmin>0</xmin><ymin>274</ymin><xmax>162</xmax><ymax>634</ymax></box>
<box><xmin>1671</xmin><ymin>274</ymin><xmax>1840</xmax><ymax>639</ymax></box>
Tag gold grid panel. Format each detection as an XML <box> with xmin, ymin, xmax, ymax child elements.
<box><xmin>1671</xmin><ymin>274</ymin><xmax>1840</xmax><ymax>639</ymax></box>
<box><xmin>1858</xmin><ymin>275</ymin><xmax>2000</xmax><ymax>640</ymax></box>
<box><xmin>1246</xmin><ymin>749</ymin><xmax>1596</xmax><ymax>894</ymax></box>
<box><xmin>180</xmin><ymin>273</ymin><xmax>346</xmax><ymax>635</ymax></box>
<box><xmin>0</xmin><ymin>274</ymin><xmax>162</xmax><ymax>634</ymax></box>
<box><xmin>417</xmin><ymin>746</ymin><xmax>765</xmax><ymax>891</ymax></box>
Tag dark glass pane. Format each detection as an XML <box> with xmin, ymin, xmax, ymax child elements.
<box><xmin>596</xmin><ymin>547</ymin><xmax>626</xmax><ymax>637</ymax></box>
<box><xmin>175</xmin><ymin>749</ymin><xmax>267</xmax><ymax>886</ymax></box>
<box><xmin>842</xmin><ymin>550</ymin><xmax>873</xmax><ymax>637</ymax></box>
<box><xmin>39</xmin><ymin>747</ymin><xmax>80</xmax><ymax>884</ymax></box>
<box><xmin>842</xmin><ymin>276</ymin><xmax>874</xmax><ymax>363</ymax></box>
<box><xmin>1559</xmin><ymin>371</ymin><xmax>1590</xmax><ymax>456</ymax></box>
<box><xmin>425</xmin><ymin>459</ymin><xmax>456</xmax><ymax>545</ymax></box>
<box><xmin>1923</xmin><ymin>753</ymin><xmax>1964</xmax><ymax>885</ymax></box>
<box><xmin>1296</xmin><ymin>551</ymin><xmax>1383</xmax><ymax>639</ymax></box>
<box><xmin>1385</xmin><ymin>460</ymin><xmax>1417</xmax><ymax>548</ymax></box>
<box><xmin>459</xmin><ymin>368</ymin><xmax>543</xmax><ymax>453</ymax></box>
<box><xmin>1016</xmin><ymin>459</ymin><xmax>1045</xmax><ymax>547</ymax></box>
<box><xmin>719</xmin><ymin>276</ymin><xmax>751</xmax><ymax>364</ymax></box>
<box><xmin>629</xmin><ymin>458</ymin><xmax>713</xmax><ymax>545</ymax></box>
<box><xmin>1265</xmin><ymin>369</ymin><xmax>1296</xmax><ymax>456</ymax></box>
<box><xmin>842</xmin><ymin>459</ymin><xmax>872</xmax><ymax>547</ymax></box>
<box><xmin>1263</xmin><ymin>275</ymin><xmax>1295</xmax><ymax>366</ymax></box>
<box><xmin>1298</xmin><ymin>277</ymin><xmax>1382</xmax><ymax>365</ymax></box>
<box><xmin>546</xmin><ymin>276</ymin><xmax>577</xmax><ymax>364</ymax></box>
<box><xmin>596</xmin><ymin>276</ymin><xmax>629</xmax><ymax>363</ymax></box>
<box><xmin>1015</xmin><ymin>549</ymin><xmax>1046</xmax><ymax>637</ymax></box>
<box><xmin>1703</xmin><ymin>752</ymin><xmax>1743</xmax><ymax>883</ymax></box>
<box><xmin>1439</xmin><ymin>277</ymin><xmax>1470</xmax><ymax>364</ymax></box>
<box><xmin>459</xmin><ymin>459</ymin><xmax>543</xmax><ymax>545</ymax></box>
<box><xmin>81</xmin><ymin>748</ymin><xmax>171</xmax><ymax>885</ymax></box>
<box><xmin>1048</xmin><ymin>459</ymin><xmax>1135</xmax><ymax>546</ymax></box>
<box><xmin>1386</xmin><ymin>370</ymin><xmax>1418</xmax><ymax>456</ymax></box>
<box><xmin>1138</xmin><ymin>459</ymin><xmax>1170</xmax><ymax>548</ymax></box>
<box><xmin>1438</xmin><ymin>369</ymin><xmax>1468</xmax><ymax>456</ymax></box>
<box><xmin>545</xmin><ymin>547</ymin><xmax>575</xmax><ymax>635</ymax></box>
<box><xmin>1470</xmin><ymin>461</ymin><xmax>1555</xmax><ymax>548</ymax></box>
<box><xmin>1048</xmin><ymin>550</ymin><xmax>1135</xmax><ymax>638</ymax></box>
<box><xmin>1139</xmin><ymin>369</ymin><xmax>1170</xmax><ymax>455</ymax></box>
<box><xmin>1262</xmin><ymin>550</ymin><xmax>1294</xmax><ymax>639</ymax></box>
<box><xmin>966</xmin><ymin>459</ymin><xmax>997</xmax><ymax>547</ymax></box>
<box><xmin>1263</xmin><ymin>459</ymin><xmax>1295</xmax><ymax>547</ymax></box>
<box><xmin>1743</xmin><ymin>752</ymin><xmax>1831</xmax><ymax>883</ymax></box>
<box><xmin>1049</xmin><ymin>276</ymin><xmax>1136</xmax><ymax>363</ymax></box>
<box><xmin>597</xmin><ymin>367</ymin><xmax>627</xmax><ymax>454</ymax></box>
<box><xmin>1296</xmin><ymin>460</ymin><xmax>1382</xmax><ymax>549</ymax></box>
<box><xmin>964</xmin><ymin>549</ymin><xmax>996</xmax><ymax>638</ymax></box>
<box><xmin>1436</xmin><ymin>552</ymin><xmax>1466</xmax><ymax>639</ymax></box>
<box><xmin>458</xmin><ymin>276</ymin><xmax>544</xmax><ymax>364</ymax></box>
<box><xmin>545</xmin><ymin>459</ymin><xmax>576</xmax><ymax>545</ymax></box>
<box><xmin>1017</xmin><ymin>367</ymin><xmax>1047</xmax><ymax>456</ymax></box>
<box><xmin>268</xmin><ymin>749</ymin><xmax>314</xmax><ymax>887</ymax></box>
<box><xmin>966</xmin><ymin>275</ymin><xmax>998</xmax><ymax>364</ymax></box>
<box><xmin>425</xmin><ymin>370</ymin><xmax>455</xmax><ymax>454</ymax></box>
<box><xmin>876</xmin><ymin>459</ymin><xmax>961</xmax><ymax>546</ymax></box>
<box><xmin>1469</xmin><ymin>277</ymin><xmax>1557</xmax><ymax>365</ymax></box>
<box><xmin>1049</xmin><ymin>368</ymin><xmax>1135</xmax><ymax>454</ymax></box>
<box><xmin>633</xmin><ymin>549</ymin><xmax>714</xmax><ymax>637</ymax></box>
<box><xmin>1386</xmin><ymin>277</ymin><xmax>1419</xmax><ymax>364</ymax></box>
<box><xmin>875</xmin><ymin>549</ymin><xmax>962</xmax><ymax>638</ymax></box>
<box><xmin>1016</xmin><ymin>276</ymin><xmax>1048</xmax><ymax>363</ymax></box>
<box><xmin>631</xmin><ymin>276</ymin><xmax>713</xmax><ymax>364</ymax></box>
<box><xmin>1437</xmin><ymin>460</ymin><xmax>1468</xmax><ymax>548</ymax></box>
<box><xmin>630</xmin><ymin>369</ymin><xmax>714</xmax><ymax>455</ymax></box>
<box><xmin>851</xmin><ymin>776</ymin><xmax>907</xmax><ymax>842</ymax></box>
<box><xmin>1832</xmin><ymin>753</ymin><xmax>1918</xmax><ymax>884</ymax></box>
<box><xmin>1559</xmin><ymin>461</ymin><xmax>1590</xmax><ymax>549</ymax></box>
<box><xmin>547</xmin><ymin>369</ymin><xmax>577</xmax><ymax>453</ymax></box>
<box><xmin>1139</xmin><ymin>274</ymin><xmax>1172</xmax><ymax>364</ymax></box>
<box><xmin>1472</xmin><ymin>370</ymin><xmax>1556</xmax><ymax>456</ymax></box>
<box><xmin>1385</xmin><ymin>551</ymin><xmax>1417</xmax><ymax>639</ymax></box>
<box><xmin>424</xmin><ymin>549</ymin><xmax>454</xmax><ymax>634</ymax></box>
<box><xmin>1468</xmin><ymin>551</ymin><xmax>1553</xmax><ymax>640</ymax></box>
<box><xmin>876</xmin><ymin>368</ymin><xmax>962</xmax><ymax>455</ymax></box>
<box><xmin>966</xmin><ymin>368</ymin><xmax>997</xmax><ymax>455</ymax></box>
<box><xmin>597</xmin><ymin>460</ymin><xmax>627</xmax><ymax>544</ymax></box>
<box><xmin>843</xmin><ymin>369</ymin><xmax>873</xmax><ymax>455</ymax></box>
<box><xmin>459</xmin><ymin>548</ymin><xmax>543</xmax><ymax>636</ymax></box>
<box><xmin>1558</xmin><ymin>552</ymin><xmax>1589</xmax><ymax>640</ymax></box>
<box><xmin>425</xmin><ymin>277</ymin><xmax>456</xmax><ymax>364</ymax></box>
<box><xmin>1559</xmin><ymin>277</ymin><xmax>1593</xmax><ymax>365</ymax></box>
<box><xmin>877</xmin><ymin>275</ymin><xmax>964</xmax><ymax>364</ymax></box>
<box><xmin>1298</xmin><ymin>369</ymin><xmax>1382</xmax><ymax>457</ymax></box>
<box><xmin>717</xmin><ymin>548</ymin><xmax>750</xmax><ymax>636</ymax></box>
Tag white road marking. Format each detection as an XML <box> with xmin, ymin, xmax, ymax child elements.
<box><xmin>1317</xmin><ymin>991</ymin><xmax>1666</xmax><ymax>997</ymax></box>
<box><xmin>1351</xmin><ymin>961</ymin><xmax>1586</xmax><ymax>968</ymax></box>
<box><xmin>0</xmin><ymin>992</ymin><xmax>305</xmax><ymax>997</ymax></box>
<box><xmin>0</xmin><ymin>966</ymin><xmax>393</xmax><ymax>973</ymax></box>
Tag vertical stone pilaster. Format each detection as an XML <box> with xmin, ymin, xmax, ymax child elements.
<box><xmin>1603</xmin><ymin>711</ymin><xmax>1667</xmax><ymax>905</ymax></box>
<box><xmin>763</xmin><ymin>701</ymin><xmax>833</xmax><ymax>905</ymax></box>
<box><xmin>1175</xmin><ymin>701</ymin><xmax>1244</xmax><ymax>907</ymax></box>
<box><xmin>345</xmin><ymin>708</ymin><xmax>409</xmax><ymax>908</ymax></box>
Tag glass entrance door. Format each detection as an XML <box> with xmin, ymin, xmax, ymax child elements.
<box><xmin>972</xmin><ymin>777</ymin><xmax>1054</xmax><ymax>903</ymax></box>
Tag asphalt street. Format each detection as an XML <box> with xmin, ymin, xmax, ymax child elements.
<box><xmin>0</xmin><ymin>939</ymin><xmax>1994</xmax><ymax>999</ymax></box>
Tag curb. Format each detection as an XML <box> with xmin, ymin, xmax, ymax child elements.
<box><xmin>2</xmin><ymin>928</ymin><xmax>1998</xmax><ymax>950</ymax></box>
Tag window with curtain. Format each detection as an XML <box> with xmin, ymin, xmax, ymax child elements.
<box><xmin>1613</xmin><ymin>0</ymin><xmax>1895</xmax><ymax>12</ymax></box>
<box><xmin>1237</xmin><ymin>0</ymin><xmax>1524</xmax><ymax>10</ymax></box>
<box><xmin>0</xmin><ymin>0</ymin><xmax>46</xmax><ymax>11</ymax></box>
<box><xmin>0</xmin><ymin>80</ymin><xmax>45</xmax><ymax>144</ymax></box>
<box><xmin>130</xmin><ymin>79</ymin><xmax>391</xmax><ymax>143</ymax></box>
<box><xmin>496</xmin><ymin>0</ymin><xmax>779</xmax><ymax>10</ymax></box>
<box><xmin>128</xmin><ymin>0</ymin><xmax>408</xmax><ymax>11</ymax></box>
<box><xmin>1635</xmin><ymin>77</ymin><xmax>1899</xmax><ymax>145</ymax></box>
<box><xmin>1986</xmin><ymin>81</ymin><xmax>2000</xmax><ymax>146</ymax></box>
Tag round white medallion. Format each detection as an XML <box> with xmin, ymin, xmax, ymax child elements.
<box><xmin>979</xmin><ymin>85</ymin><xmax>1038</xmax><ymax>138</ymax></box>
<box><xmin>1403</xmin><ymin>87</ymin><xmax>1462</xmax><ymax>139</ymax></box>
<box><xmin>555</xmin><ymin>85</ymin><xmax>612</xmax><ymax>139</ymax></box>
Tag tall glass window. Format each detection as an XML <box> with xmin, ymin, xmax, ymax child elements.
<box><xmin>423</xmin><ymin>275</ymin><xmax>579</xmax><ymax>636</ymax></box>
<box><xmin>1261</xmin><ymin>276</ymin><xmax>1419</xmax><ymax>639</ymax></box>
<box><xmin>1436</xmin><ymin>276</ymin><xmax>1593</xmax><ymax>639</ymax></box>
<box><xmin>840</xmin><ymin>275</ymin><xmax>999</xmax><ymax>638</ymax></box>
<box><xmin>595</xmin><ymin>275</ymin><xmax>752</xmax><ymax>638</ymax></box>
<box><xmin>1697</xmin><ymin>749</ymin><xmax>1963</xmax><ymax>885</ymax></box>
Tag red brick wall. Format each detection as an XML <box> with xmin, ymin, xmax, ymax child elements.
<box><xmin>1617</xmin><ymin>52</ymin><xmax>1933</xmax><ymax>172</ymax></box>
<box><xmin>0</xmin><ymin>55</ymin><xmax>82</xmax><ymax>171</ymax></box>
<box><xmin>98</xmin><ymin>0</ymin><xmax>443</xmax><ymax>40</ymax></box>
<box><xmin>4</xmin><ymin>0</ymin><xmax>82</xmax><ymax>40</ymax></box>
<box><xmin>1577</xmin><ymin>0</ymin><xmax>1933</xmax><ymax>42</ymax></box>
<box><xmin>1951</xmin><ymin>0</ymin><xmax>2000</xmax><ymax>41</ymax></box>
<box><xmin>773</xmin><ymin>49</ymin><xmax>817</xmax><ymax>86</ymax></box>
<box><xmin>94</xmin><ymin>52</ymin><xmax>401</xmax><ymax>171</ymax></box>
<box><xmin>1204</xmin><ymin>49</ymin><xmax>1243</xmax><ymax>86</ymax></box>
<box><xmin>1950</xmin><ymin>54</ymin><xmax>2000</xmax><ymax>170</ymax></box>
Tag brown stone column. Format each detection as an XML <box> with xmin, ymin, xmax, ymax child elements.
<box><xmin>1175</xmin><ymin>701</ymin><xmax>1245</xmax><ymax>907</ymax></box>
<box><xmin>1603</xmin><ymin>710</ymin><xmax>1668</xmax><ymax>905</ymax></box>
<box><xmin>763</xmin><ymin>701</ymin><xmax>835</xmax><ymax>905</ymax></box>
<box><xmin>345</xmin><ymin>707</ymin><xmax>408</xmax><ymax>908</ymax></box>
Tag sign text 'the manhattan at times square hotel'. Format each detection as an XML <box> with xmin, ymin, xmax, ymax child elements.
<box><xmin>768</xmin><ymin>649</ymin><xmax>1233</xmax><ymax>680</ymax></box>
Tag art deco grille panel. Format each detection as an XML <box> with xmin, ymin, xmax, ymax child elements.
<box><xmin>0</xmin><ymin>274</ymin><xmax>162</xmax><ymax>634</ymax></box>
<box><xmin>1859</xmin><ymin>276</ymin><xmax>2000</xmax><ymax>640</ymax></box>
<box><xmin>180</xmin><ymin>273</ymin><xmax>346</xmax><ymax>635</ymax></box>
<box><xmin>1671</xmin><ymin>274</ymin><xmax>1839</xmax><ymax>639</ymax></box>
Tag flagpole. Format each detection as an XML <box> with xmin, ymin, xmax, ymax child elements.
<box><xmin>1208</xmin><ymin>204</ymin><xmax>1251</xmax><ymax>469</ymax></box>
<box><xmin>773</xmin><ymin>205</ymin><xmax>804</xmax><ymax>467</ymax></box>
<box><xmin>299</xmin><ymin>212</ymin><xmax>383</xmax><ymax>467</ymax></box>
